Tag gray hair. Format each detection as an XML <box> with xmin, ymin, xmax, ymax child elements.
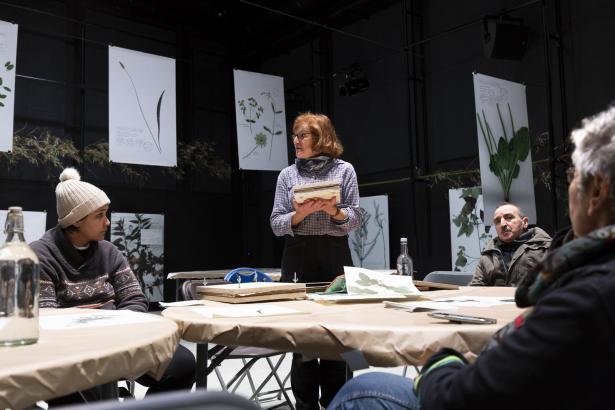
<box><xmin>570</xmin><ymin>105</ymin><xmax>615</xmax><ymax>217</ymax></box>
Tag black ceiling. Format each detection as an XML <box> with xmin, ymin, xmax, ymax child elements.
<box><xmin>102</xmin><ymin>0</ymin><xmax>400</xmax><ymax>59</ymax></box>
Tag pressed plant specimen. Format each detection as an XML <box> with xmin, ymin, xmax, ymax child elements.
<box><xmin>260</xmin><ymin>91</ymin><xmax>283</xmax><ymax>160</ymax></box>
<box><xmin>119</xmin><ymin>61</ymin><xmax>165</xmax><ymax>154</ymax></box>
<box><xmin>351</xmin><ymin>202</ymin><xmax>387</xmax><ymax>268</ymax></box>
<box><xmin>476</xmin><ymin>103</ymin><xmax>530</xmax><ymax>201</ymax></box>
<box><xmin>0</xmin><ymin>61</ymin><xmax>14</xmax><ymax>108</ymax></box>
<box><xmin>112</xmin><ymin>213</ymin><xmax>164</xmax><ymax>302</ymax></box>
<box><xmin>451</xmin><ymin>187</ymin><xmax>492</xmax><ymax>271</ymax></box>
<box><xmin>238</xmin><ymin>97</ymin><xmax>264</xmax><ymax>133</ymax></box>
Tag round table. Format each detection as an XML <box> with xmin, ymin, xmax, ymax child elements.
<box><xmin>0</xmin><ymin>308</ymin><xmax>180</xmax><ymax>409</ymax></box>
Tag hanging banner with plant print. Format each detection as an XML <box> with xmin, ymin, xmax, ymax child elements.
<box><xmin>109</xmin><ymin>46</ymin><xmax>177</xmax><ymax>166</ymax></box>
<box><xmin>473</xmin><ymin>73</ymin><xmax>536</xmax><ymax>225</ymax></box>
<box><xmin>0</xmin><ymin>21</ymin><xmax>17</xmax><ymax>152</ymax></box>
<box><xmin>448</xmin><ymin>187</ymin><xmax>494</xmax><ymax>272</ymax></box>
<box><xmin>349</xmin><ymin>195</ymin><xmax>389</xmax><ymax>269</ymax></box>
<box><xmin>110</xmin><ymin>212</ymin><xmax>164</xmax><ymax>302</ymax></box>
<box><xmin>233</xmin><ymin>69</ymin><xmax>288</xmax><ymax>171</ymax></box>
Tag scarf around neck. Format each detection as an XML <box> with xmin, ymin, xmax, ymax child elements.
<box><xmin>515</xmin><ymin>224</ymin><xmax>615</xmax><ymax>307</ymax></box>
<box><xmin>295</xmin><ymin>155</ymin><xmax>333</xmax><ymax>173</ymax></box>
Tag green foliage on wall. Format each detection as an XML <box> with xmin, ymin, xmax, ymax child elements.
<box><xmin>0</xmin><ymin>128</ymin><xmax>231</xmax><ymax>182</ymax></box>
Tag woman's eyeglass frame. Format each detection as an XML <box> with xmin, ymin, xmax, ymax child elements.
<box><xmin>290</xmin><ymin>132</ymin><xmax>311</xmax><ymax>141</ymax></box>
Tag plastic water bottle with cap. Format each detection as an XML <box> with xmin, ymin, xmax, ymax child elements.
<box><xmin>396</xmin><ymin>237</ymin><xmax>413</xmax><ymax>278</ymax></box>
<box><xmin>0</xmin><ymin>206</ymin><xmax>40</xmax><ymax>346</ymax></box>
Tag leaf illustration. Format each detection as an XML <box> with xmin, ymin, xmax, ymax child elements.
<box><xmin>512</xmin><ymin>163</ymin><xmax>521</xmax><ymax>179</ymax></box>
<box><xmin>3</xmin><ymin>86</ymin><xmax>11</xmax><ymax>92</ymax></box>
<box><xmin>118</xmin><ymin>60</ymin><xmax>162</xmax><ymax>153</ymax></box>
<box><xmin>511</xmin><ymin>126</ymin><xmax>530</xmax><ymax>161</ymax></box>
<box><xmin>156</xmin><ymin>89</ymin><xmax>165</xmax><ymax>151</ymax></box>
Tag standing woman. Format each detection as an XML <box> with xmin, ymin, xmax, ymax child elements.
<box><xmin>270</xmin><ymin>112</ymin><xmax>362</xmax><ymax>410</ymax></box>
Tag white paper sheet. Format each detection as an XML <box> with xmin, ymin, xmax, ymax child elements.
<box><xmin>159</xmin><ymin>300</ymin><xmax>207</xmax><ymax>307</ymax></box>
<box><xmin>40</xmin><ymin>310</ymin><xmax>160</xmax><ymax>330</ymax></box>
<box><xmin>0</xmin><ymin>210</ymin><xmax>47</xmax><ymax>244</ymax></box>
<box><xmin>189</xmin><ymin>304</ymin><xmax>305</xmax><ymax>318</ymax></box>
<box><xmin>384</xmin><ymin>295</ymin><xmax>515</xmax><ymax>312</ymax></box>
<box><xmin>343</xmin><ymin>266</ymin><xmax>421</xmax><ymax>296</ymax></box>
<box><xmin>233</xmin><ymin>69</ymin><xmax>288</xmax><ymax>171</ymax></box>
<box><xmin>109</xmin><ymin>46</ymin><xmax>177</xmax><ymax>166</ymax></box>
<box><xmin>0</xmin><ymin>20</ymin><xmax>17</xmax><ymax>152</ymax></box>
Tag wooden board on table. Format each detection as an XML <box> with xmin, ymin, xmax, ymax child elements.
<box><xmin>412</xmin><ymin>280</ymin><xmax>459</xmax><ymax>291</ymax></box>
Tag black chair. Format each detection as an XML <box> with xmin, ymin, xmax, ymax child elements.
<box><xmin>54</xmin><ymin>390</ymin><xmax>260</xmax><ymax>410</ymax></box>
<box><xmin>181</xmin><ymin>280</ymin><xmax>294</xmax><ymax>410</ymax></box>
<box><xmin>423</xmin><ymin>271</ymin><xmax>474</xmax><ymax>286</ymax></box>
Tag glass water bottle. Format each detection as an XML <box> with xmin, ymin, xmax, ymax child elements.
<box><xmin>0</xmin><ymin>207</ymin><xmax>40</xmax><ymax>346</ymax></box>
<box><xmin>396</xmin><ymin>237</ymin><xmax>413</xmax><ymax>278</ymax></box>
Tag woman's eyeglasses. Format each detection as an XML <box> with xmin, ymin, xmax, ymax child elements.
<box><xmin>290</xmin><ymin>132</ymin><xmax>310</xmax><ymax>141</ymax></box>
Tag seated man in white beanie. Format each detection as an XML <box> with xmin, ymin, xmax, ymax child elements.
<box><xmin>30</xmin><ymin>167</ymin><xmax>196</xmax><ymax>405</ymax></box>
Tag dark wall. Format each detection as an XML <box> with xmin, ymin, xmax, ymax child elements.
<box><xmin>0</xmin><ymin>0</ymin><xmax>239</xmax><ymax>301</ymax></box>
<box><xmin>251</xmin><ymin>0</ymin><xmax>615</xmax><ymax>278</ymax></box>
<box><xmin>2</xmin><ymin>0</ymin><xmax>615</xmax><ymax>291</ymax></box>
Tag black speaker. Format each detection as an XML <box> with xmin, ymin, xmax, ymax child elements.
<box><xmin>482</xmin><ymin>18</ymin><xmax>528</xmax><ymax>60</ymax></box>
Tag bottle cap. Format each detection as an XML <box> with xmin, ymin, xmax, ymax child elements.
<box><xmin>5</xmin><ymin>206</ymin><xmax>25</xmax><ymax>234</ymax></box>
<box><xmin>400</xmin><ymin>237</ymin><xmax>407</xmax><ymax>242</ymax></box>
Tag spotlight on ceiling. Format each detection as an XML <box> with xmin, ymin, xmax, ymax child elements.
<box><xmin>482</xmin><ymin>16</ymin><xmax>528</xmax><ymax>60</ymax></box>
<box><xmin>338</xmin><ymin>65</ymin><xmax>369</xmax><ymax>97</ymax></box>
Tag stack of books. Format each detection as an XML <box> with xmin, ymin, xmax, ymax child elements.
<box><xmin>196</xmin><ymin>282</ymin><xmax>306</xmax><ymax>303</ymax></box>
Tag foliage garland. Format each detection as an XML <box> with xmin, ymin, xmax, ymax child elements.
<box><xmin>0</xmin><ymin>127</ymin><xmax>231</xmax><ymax>182</ymax></box>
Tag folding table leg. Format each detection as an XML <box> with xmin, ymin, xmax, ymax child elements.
<box><xmin>196</xmin><ymin>343</ymin><xmax>209</xmax><ymax>389</ymax></box>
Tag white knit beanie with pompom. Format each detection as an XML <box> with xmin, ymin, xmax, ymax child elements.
<box><xmin>56</xmin><ymin>168</ymin><xmax>110</xmax><ymax>228</ymax></box>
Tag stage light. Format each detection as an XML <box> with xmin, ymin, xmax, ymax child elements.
<box><xmin>338</xmin><ymin>64</ymin><xmax>369</xmax><ymax>97</ymax></box>
<box><xmin>339</xmin><ymin>76</ymin><xmax>370</xmax><ymax>96</ymax></box>
<box><xmin>482</xmin><ymin>16</ymin><xmax>528</xmax><ymax>60</ymax></box>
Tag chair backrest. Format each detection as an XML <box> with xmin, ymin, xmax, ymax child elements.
<box><xmin>181</xmin><ymin>280</ymin><xmax>200</xmax><ymax>300</ymax></box>
<box><xmin>423</xmin><ymin>271</ymin><xmax>473</xmax><ymax>286</ymax></box>
<box><xmin>224</xmin><ymin>267</ymin><xmax>272</xmax><ymax>283</ymax></box>
<box><xmin>54</xmin><ymin>390</ymin><xmax>260</xmax><ymax>410</ymax></box>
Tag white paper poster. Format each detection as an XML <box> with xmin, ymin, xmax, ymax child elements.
<box><xmin>109</xmin><ymin>46</ymin><xmax>176</xmax><ymax>166</ymax></box>
<box><xmin>448</xmin><ymin>187</ymin><xmax>494</xmax><ymax>272</ymax></box>
<box><xmin>473</xmin><ymin>73</ymin><xmax>536</xmax><ymax>225</ymax></box>
<box><xmin>349</xmin><ymin>195</ymin><xmax>389</xmax><ymax>269</ymax></box>
<box><xmin>233</xmin><ymin>69</ymin><xmax>288</xmax><ymax>170</ymax></box>
<box><xmin>110</xmin><ymin>213</ymin><xmax>164</xmax><ymax>302</ymax></box>
<box><xmin>0</xmin><ymin>210</ymin><xmax>46</xmax><ymax>244</ymax></box>
<box><xmin>0</xmin><ymin>21</ymin><xmax>17</xmax><ymax>152</ymax></box>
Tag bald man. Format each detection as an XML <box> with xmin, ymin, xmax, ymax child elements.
<box><xmin>469</xmin><ymin>203</ymin><xmax>551</xmax><ymax>286</ymax></box>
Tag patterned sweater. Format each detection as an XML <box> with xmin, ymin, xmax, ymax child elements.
<box><xmin>30</xmin><ymin>225</ymin><xmax>148</xmax><ymax>312</ymax></box>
